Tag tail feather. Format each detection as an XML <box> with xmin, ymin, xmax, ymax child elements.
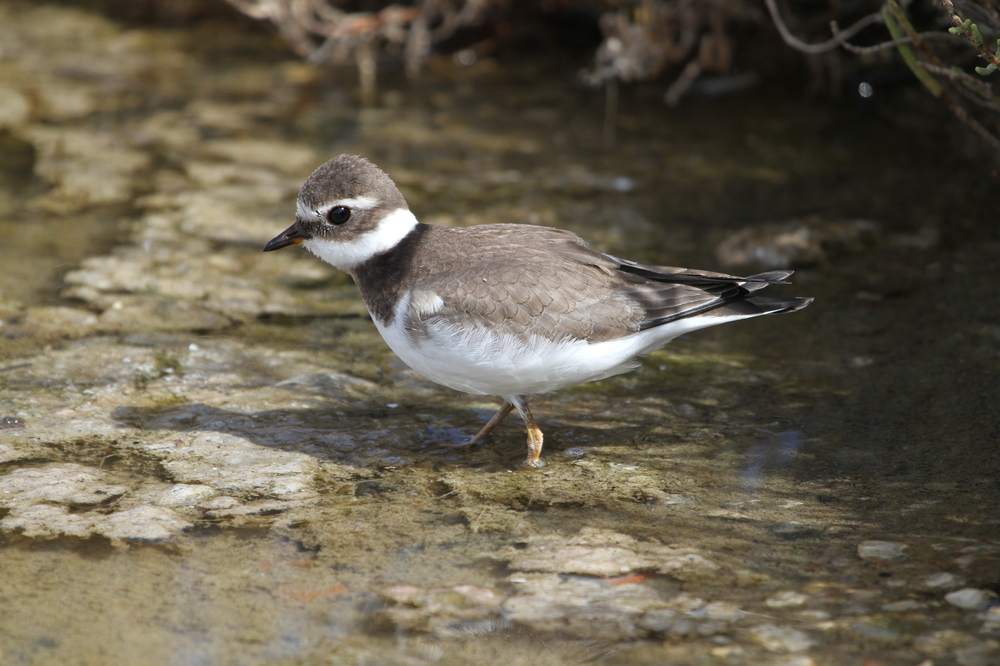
<box><xmin>709</xmin><ymin>296</ymin><xmax>814</xmax><ymax>318</ymax></box>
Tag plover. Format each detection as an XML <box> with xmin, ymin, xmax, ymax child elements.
<box><xmin>264</xmin><ymin>155</ymin><xmax>812</xmax><ymax>467</ymax></box>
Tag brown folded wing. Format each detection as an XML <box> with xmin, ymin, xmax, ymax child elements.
<box><xmin>402</xmin><ymin>224</ymin><xmax>804</xmax><ymax>343</ymax></box>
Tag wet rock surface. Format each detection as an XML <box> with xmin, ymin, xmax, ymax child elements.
<box><xmin>1</xmin><ymin>1</ymin><xmax>1000</xmax><ymax>664</ymax></box>
<box><xmin>714</xmin><ymin>217</ymin><xmax>881</xmax><ymax>271</ymax></box>
<box><xmin>502</xmin><ymin>527</ymin><xmax>717</xmax><ymax>577</ymax></box>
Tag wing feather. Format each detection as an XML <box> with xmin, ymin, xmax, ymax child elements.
<box><xmin>401</xmin><ymin>224</ymin><xmax>807</xmax><ymax>343</ymax></box>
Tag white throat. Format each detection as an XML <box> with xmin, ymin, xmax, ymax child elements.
<box><xmin>303</xmin><ymin>207</ymin><xmax>418</xmax><ymax>272</ymax></box>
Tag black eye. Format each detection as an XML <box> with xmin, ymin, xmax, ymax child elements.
<box><xmin>327</xmin><ymin>205</ymin><xmax>351</xmax><ymax>225</ymax></box>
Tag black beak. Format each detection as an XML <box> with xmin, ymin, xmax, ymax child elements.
<box><xmin>263</xmin><ymin>222</ymin><xmax>307</xmax><ymax>252</ymax></box>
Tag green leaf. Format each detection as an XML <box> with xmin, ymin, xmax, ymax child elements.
<box><xmin>971</xmin><ymin>23</ymin><xmax>984</xmax><ymax>47</ymax></box>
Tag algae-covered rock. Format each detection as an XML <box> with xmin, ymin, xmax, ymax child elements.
<box><xmin>21</xmin><ymin>126</ymin><xmax>152</xmax><ymax>211</ymax></box>
<box><xmin>373</xmin><ymin>584</ymin><xmax>508</xmax><ymax>636</ymax></box>
<box><xmin>502</xmin><ymin>572</ymin><xmax>669</xmax><ymax>639</ymax></box>
<box><xmin>0</xmin><ymin>463</ymin><xmax>128</xmax><ymax>506</ymax></box>
<box><xmin>0</xmin><ymin>463</ymin><xmax>192</xmax><ymax>541</ymax></box>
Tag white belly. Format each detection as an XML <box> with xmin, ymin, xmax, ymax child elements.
<box><xmin>370</xmin><ymin>293</ymin><xmax>750</xmax><ymax>398</ymax></box>
<box><xmin>374</xmin><ymin>315</ymin><xmax>634</xmax><ymax>396</ymax></box>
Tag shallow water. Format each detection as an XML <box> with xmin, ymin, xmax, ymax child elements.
<box><xmin>1</xmin><ymin>2</ymin><xmax>999</xmax><ymax>665</ymax></box>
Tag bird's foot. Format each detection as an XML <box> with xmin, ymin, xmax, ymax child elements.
<box><xmin>521</xmin><ymin>456</ymin><xmax>546</xmax><ymax>468</ymax></box>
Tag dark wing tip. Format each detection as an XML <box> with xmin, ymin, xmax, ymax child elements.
<box><xmin>718</xmin><ymin>296</ymin><xmax>813</xmax><ymax>317</ymax></box>
<box><xmin>782</xmin><ymin>296</ymin><xmax>814</xmax><ymax>313</ymax></box>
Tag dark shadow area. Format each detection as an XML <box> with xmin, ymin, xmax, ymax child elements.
<box><xmin>109</xmin><ymin>398</ymin><xmax>559</xmax><ymax>471</ymax></box>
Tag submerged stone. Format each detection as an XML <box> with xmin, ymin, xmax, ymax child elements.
<box><xmin>857</xmin><ymin>540</ymin><xmax>907</xmax><ymax>560</ymax></box>
<box><xmin>0</xmin><ymin>463</ymin><xmax>128</xmax><ymax>506</ymax></box>
<box><xmin>98</xmin><ymin>505</ymin><xmax>192</xmax><ymax>541</ymax></box>
<box><xmin>945</xmin><ymin>588</ymin><xmax>996</xmax><ymax>611</ymax></box>
<box><xmin>715</xmin><ymin>217</ymin><xmax>879</xmax><ymax>271</ymax></box>
<box><xmin>746</xmin><ymin>623</ymin><xmax>817</xmax><ymax>653</ymax></box>
<box><xmin>502</xmin><ymin>572</ymin><xmax>669</xmax><ymax>639</ymax></box>
<box><xmin>765</xmin><ymin>591</ymin><xmax>809</xmax><ymax>608</ymax></box>
<box><xmin>0</xmin><ymin>463</ymin><xmax>195</xmax><ymax>541</ymax></box>
<box><xmin>505</xmin><ymin>527</ymin><xmax>717</xmax><ymax>577</ymax></box>
<box><xmin>374</xmin><ymin>584</ymin><xmax>507</xmax><ymax>636</ymax></box>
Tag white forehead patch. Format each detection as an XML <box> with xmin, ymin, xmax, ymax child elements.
<box><xmin>296</xmin><ymin>196</ymin><xmax>380</xmax><ymax>222</ymax></box>
<box><xmin>296</xmin><ymin>198</ymin><xmax>316</xmax><ymax>222</ymax></box>
<box><xmin>303</xmin><ymin>207</ymin><xmax>418</xmax><ymax>272</ymax></box>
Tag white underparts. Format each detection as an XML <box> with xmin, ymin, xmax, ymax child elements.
<box><xmin>303</xmin><ymin>207</ymin><xmax>418</xmax><ymax>272</ymax></box>
<box><xmin>371</xmin><ymin>290</ymin><xmax>765</xmax><ymax>397</ymax></box>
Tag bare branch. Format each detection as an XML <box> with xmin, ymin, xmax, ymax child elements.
<box><xmin>830</xmin><ymin>21</ymin><xmax>961</xmax><ymax>54</ymax></box>
<box><xmin>763</xmin><ymin>0</ymin><xmax>883</xmax><ymax>54</ymax></box>
<box><xmin>922</xmin><ymin>62</ymin><xmax>992</xmax><ymax>93</ymax></box>
<box><xmin>922</xmin><ymin>62</ymin><xmax>1000</xmax><ymax>111</ymax></box>
<box><xmin>664</xmin><ymin>60</ymin><xmax>703</xmax><ymax>106</ymax></box>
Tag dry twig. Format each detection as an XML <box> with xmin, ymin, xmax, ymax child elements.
<box><xmin>224</xmin><ymin>0</ymin><xmax>500</xmax><ymax>101</ymax></box>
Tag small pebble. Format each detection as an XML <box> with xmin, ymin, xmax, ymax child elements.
<box><xmin>956</xmin><ymin>554</ymin><xmax>978</xmax><ymax>569</ymax></box>
<box><xmin>747</xmin><ymin>623</ymin><xmax>817</xmax><ymax>653</ymax></box>
<box><xmin>851</xmin><ymin>618</ymin><xmax>902</xmax><ymax>641</ymax></box>
<box><xmin>769</xmin><ymin>521</ymin><xmax>815</xmax><ymax>540</ymax></box>
<box><xmin>923</xmin><ymin>572</ymin><xmax>964</xmax><ymax>589</ymax></box>
<box><xmin>914</xmin><ymin>628</ymin><xmax>975</xmax><ymax>655</ymax></box>
<box><xmin>688</xmin><ymin>601</ymin><xmax>745</xmax><ymax>622</ymax></box>
<box><xmin>708</xmin><ymin>646</ymin><xmax>747</xmax><ymax>658</ymax></box>
<box><xmin>945</xmin><ymin>588</ymin><xmax>995</xmax><ymax>611</ymax></box>
<box><xmin>561</xmin><ymin>446</ymin><xmax>588</xmax><ymax>458</ymax></box>
<box><xmin>675</xmin><ymin>404</ymin><xmax>697</xmax><ymax>417</ymax></box>
<box><xmin>981</xmin><ymin>606</ymin><xmax>1000</xmax><ymax>631</ymax></box>
<box><xmin>765</xmin><ymin>591</ymin><xmax>809</xmax><ymax>608</ymax></box>
<box><xmin>157</xmin><ymin>484</ymin><xmax>217</xmax><ymax>507</ymax></box>
<box><xmin>611</xmin><ymin>176</ymin><xmax>634</xmax><ymax>192</ymax></box>
<box><xmin>198</xmin><ymin>496</ymin><xmax>241</xmax><ymax>511</ymax></box>
<box><xmin>857</xmin><ymin>540</ymin><xmax>907</xmax><ymax>560</ymax></box>
<box><xmin>667</xmin><ymin>594</ymin><xmax>706</xmax><ymax>612</ymax></box>
<box><xmin>794</xmin><ymin>610</ymin><xmax>831</xmax><ymax>622</ymax></box>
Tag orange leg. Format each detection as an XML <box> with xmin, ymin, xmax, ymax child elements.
<box><xmin>466</xmin><ymin>400</ymin><xmax>514</xmax><ymax>445</ymax></box>
<box><xmin>511</xmin><ymin>396</ymin><xmax>546</xmax><ymax>468</ymax></box>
